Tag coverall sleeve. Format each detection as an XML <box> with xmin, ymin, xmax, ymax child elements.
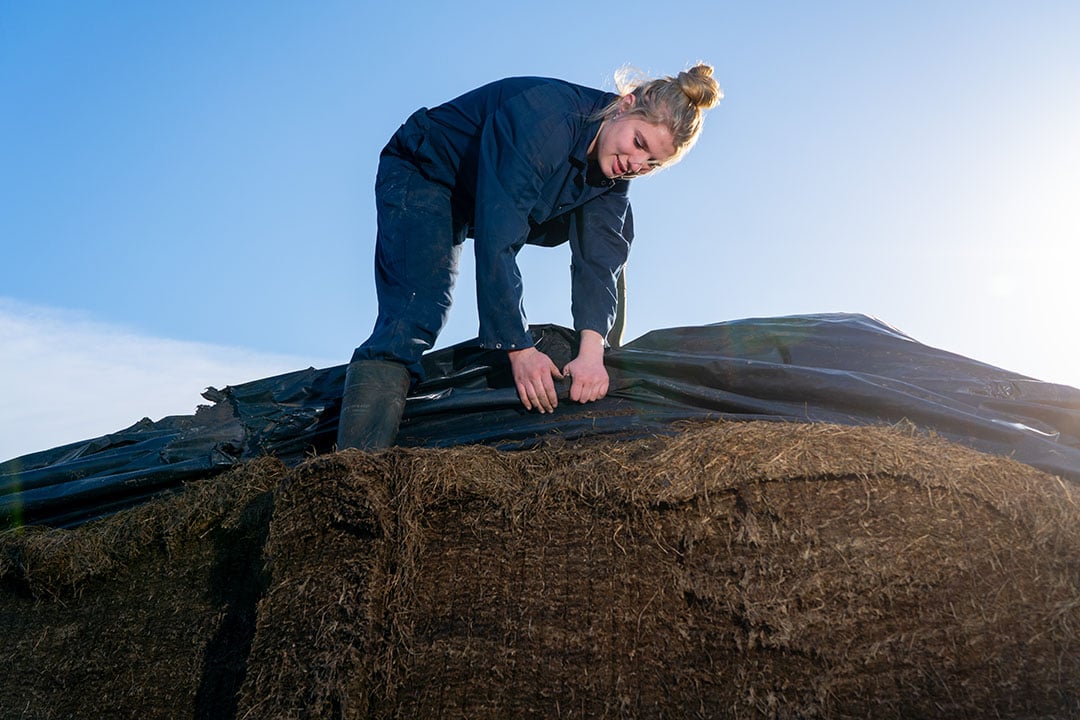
<box><xmin>570</xmin><ymin>185</ymin><xmax>634</xmax><ymax>339</ymax></box>
<box><xmin>472</xmin><ymin>100</ymin><xmax>574</xmax><ymax>350</ymax></box>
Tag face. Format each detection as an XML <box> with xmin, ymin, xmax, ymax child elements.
<box><xmin>589</xmin><ymin>96</ymin><xmax>677</xmax><ymax>179</ymax></box>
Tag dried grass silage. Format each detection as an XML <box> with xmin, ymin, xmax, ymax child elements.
<box><xmin>239</xmin><ymin>420</ymin><xmax>1080</xmax><ymax>719</ymax></box>
<box><xmin>0</xmin><ymin>457</ymin><xmax>284</xmax><ymax>720</ymax></box>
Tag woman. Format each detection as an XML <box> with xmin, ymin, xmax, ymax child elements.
<box><xmin>339</xmin><ymin>64</ymin><xmax>721</xmax><ymax>450</ymax></box>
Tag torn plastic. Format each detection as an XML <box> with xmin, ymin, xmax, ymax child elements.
<box><xmin>4</xmin><ymin>313</ymin><xmax>1080</xmax><ymax>528</ymax></box>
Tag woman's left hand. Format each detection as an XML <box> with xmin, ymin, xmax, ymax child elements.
<box><xmin>563</xmin><ymin>330</ymin><xmax>609</xmax><ymax>404</ymax></box>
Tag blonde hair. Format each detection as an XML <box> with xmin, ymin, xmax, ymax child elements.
<box><xmin>600</xmin><ymin>63</ymin><xmax>722</xmax><ymax>164</ymax></box>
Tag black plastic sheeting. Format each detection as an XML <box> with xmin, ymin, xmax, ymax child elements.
<box><xmin>4</xmin><ymin>313</ymin><xmax>1080</xmax><ymax>528</ymax></box>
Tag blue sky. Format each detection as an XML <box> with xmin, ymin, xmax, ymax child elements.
<box><xmin>3</xmin><ymin>1</ymin><xmax>1079</xmax><ymax>460</ymax></box>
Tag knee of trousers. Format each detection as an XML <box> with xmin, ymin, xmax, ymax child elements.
<box><xmin>351</xmin><ymin>315</ymin><xmax>438</xmax><ymax>382</ymax></box>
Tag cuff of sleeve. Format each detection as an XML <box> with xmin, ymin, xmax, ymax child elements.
<box><xmin>478</xmin><ymin>329</ymin><xmax>536</xmax><ymax>351</ymax></box>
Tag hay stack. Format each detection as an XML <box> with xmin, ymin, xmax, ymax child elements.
<box><xmin>0</xmin><ymin>457</ymin><xmax>283</xmax><ymax>719</ymax></box>
<box><xmin>2</xmin><ymin>421</ymin><xmax>1077</xmax><ymax>719</ymax></box>
<box><xmin>239</xmin><ymin>421</ymin><xmax>1079</xmax><ymax>719</ymax></box>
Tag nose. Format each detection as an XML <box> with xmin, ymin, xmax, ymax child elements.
<box><xmin>628</xmin><ymin>149</ymin><xmax>660</xmax><ymax>176</ymax></box>
<box><xmin>630</xmin><ymin>157</ymin><xmax>654</xmax><ymax>175</ymax></box>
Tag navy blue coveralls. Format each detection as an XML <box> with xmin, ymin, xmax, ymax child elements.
<box><xmin>353</xmin><ymin>77</ymin><xmax>635</xmax><ymax>380</ymax></box>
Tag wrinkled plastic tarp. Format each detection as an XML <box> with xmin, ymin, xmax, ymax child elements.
<box><xmin>4</xmin><ymin>314</ymin><xmax>1080</xmax><ymax>528</ymax></box>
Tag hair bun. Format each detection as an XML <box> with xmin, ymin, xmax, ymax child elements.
<box><xmin>677</xmin><ymin>64</ymin><xmax>723</xmax><ymax>110</ymax></box>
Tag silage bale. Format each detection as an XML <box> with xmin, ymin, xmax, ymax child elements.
<box><xmin>0</xmin><ymin>457</ymin><xmax>284</xmax><ymax>720</ymax></box>
<box><xmin>240</xmin><ymin>421</ymin><xmax>1080</xmax><ymax>719</ymax></box>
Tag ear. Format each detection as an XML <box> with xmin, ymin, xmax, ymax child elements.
<box><xmin>617</xmin><ymin>93</ymin><xmax>636</xmax><ymax>113</ymax></box>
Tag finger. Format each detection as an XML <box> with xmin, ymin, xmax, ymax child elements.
<box><xmin>516</xmin><ymin>382</ymin><xmax>533</xmax><ymax>411</ymax></box>
<box><xmin>528</xmin><ymin>382</ymin><xmax>547</xmax><ymax>413</ymax></box>
<box><xmin>540</xmin><ymin>376</ymin><xmax>558</xmax><ymax>412</ymax></box>
<box><xmin>571</xmin><ymin>376</ymin><xmax>595</xmax><ymax>403</ymax></box>
<box><xmin>585</xmin><ymin>380</ymin><xmax>608</xmax><ymax>403</ymax></box>
<box><xmin>524</xmin><ymin>377</ymin><xmax>551</xmax><ymax>414</ymax></box>
<box><xmin>536</xmin><ymin>387</ymin><xmax>554</xmax><ymax>413</ymax></box>
<box><xmin>593</xmin><ymin>379</ymin><xmax>608</xmax><ymax>402</ymax></box>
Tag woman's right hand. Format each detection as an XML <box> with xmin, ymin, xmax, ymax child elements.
<box><xmin>508</xmin><ymin>347</ymin><xmax>563</xmax><ymax>413</ymax></box>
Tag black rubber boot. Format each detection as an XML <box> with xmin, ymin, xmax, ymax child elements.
<box><xmin>336</xmin><ymin>360</ymin><xmax>411</xmax><ymax>451</ymax></box>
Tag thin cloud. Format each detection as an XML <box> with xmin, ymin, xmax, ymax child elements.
<box><xmin>0</xmin><ymin>298</ymin><xmax>332</xmax><ymax>462</ymax></box>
